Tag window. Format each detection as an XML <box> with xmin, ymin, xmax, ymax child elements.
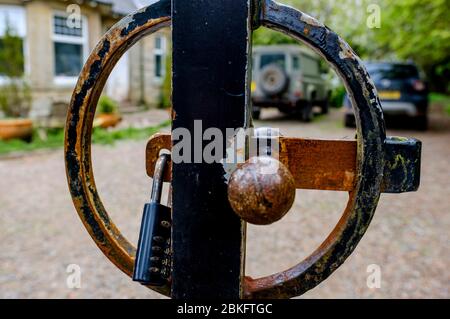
<box><xmin>154</xmin><ymin>35</ymin><xmax>166</xmax><ymax>80</ymax></box>
<box><xmin>54</xmin><ymin>43</ymin><xmax>83</xmax><ymax>77</ymax></box>
<box><xmin>260</xmin><ymin>53</ymin><xmax>286</xmax><ymax>69</ymax></box>
<box><xmin>292</xmin><ymin>55</ymin><xmax>300</xmax><ymax>70</ymax></box>
<box><xmin>0</xmin><ymin>5</ymin><xmax>26</xmax><ymax>80</ymax></box>
<box><xmin>302</xmin><ymin>55</ymin><xmax>320</xmax><ymax>76</ymax></box>
<box><xmin>366</xmin><ymin>63</ymin><xmax>419</xmax><ymax>80</ymax></box>
<box><xmin>52</xmin><ymin>12</ymin><xmax>88</xmax><ymax>85</ymax></box>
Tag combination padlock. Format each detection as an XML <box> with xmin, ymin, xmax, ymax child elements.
<box><xmin>133</xmin><ymin>153</ymin><xmax>172</xmax><ymax>286</ymax></box>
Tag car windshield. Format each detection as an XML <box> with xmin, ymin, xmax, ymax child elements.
<box><xmin>260</xmin><ymin>54</ymin><xmax>285</xmax><ymax>69</ymax></box>
<box><xmin>366</xmin><ymin>63</ymin><xmax>419</xmax><ymax>80</ymax></box>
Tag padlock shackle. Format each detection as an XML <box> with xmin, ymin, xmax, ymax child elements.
<box><xmin>150</xmin><ymin>154</ymin><xmax>170</xmax><ymax>203</ymax></box>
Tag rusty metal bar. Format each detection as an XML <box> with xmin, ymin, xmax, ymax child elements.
<box><xmin>145</xmin><ymin>133</ymin><xmax>421</xmax><ymax>193</ymax></box>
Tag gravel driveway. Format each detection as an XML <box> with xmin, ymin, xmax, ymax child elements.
<box><xmin>1</xmin><ymin>108</ymin><xmax>449</xmax><ymax>299</ymax></box>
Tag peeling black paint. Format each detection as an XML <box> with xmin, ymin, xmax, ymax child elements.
<box><xmin>120</xmin><ymin>0</ymin><xmax>171</xmax><ymax>37</ymax></box>
<box><xmin>383</xmin><ymin>137</ymin><xmax>422</xmax><ymax>193</ymax></box>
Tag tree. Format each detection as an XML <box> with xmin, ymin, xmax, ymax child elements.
<box><xmin>375</xmin><ymin>0</ymin><xmax>450</xmax><ymax>92</ymax></box>
<box><xmin>253</xmin><ymin>0</ymin><xmax>449</xmax><ymax>92</ymax></box>
<box><xmin>0</xmin><ymin>22</ymin><xmax>31</xmax><ymax>118</ymax></box>
<box><xmin>254</xmin><ymin>0</ymin><xmax>380</xmax><ymax>57</ymax></box>
<box><xmin>0</xmin><ymin>22</ymin><xmax>24</xmax><ymax>77</ymax></box>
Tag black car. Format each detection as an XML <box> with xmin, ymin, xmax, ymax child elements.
<box><xmin>344</xmin><ymin>62</ymin><xmax>429</xmax><ymax>130</ymax></box>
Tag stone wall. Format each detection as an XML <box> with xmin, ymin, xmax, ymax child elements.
<box><xmin>24</xmin><ymin>0</ymin><xmax>104</xmax><ymax>118</ymax></box>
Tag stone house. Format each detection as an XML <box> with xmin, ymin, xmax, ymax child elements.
<box><xmin>0</xmin><ymin>0</ymin><xmax>169</xmax><ymax>119</ymax></box>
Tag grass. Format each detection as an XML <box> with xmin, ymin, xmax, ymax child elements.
<box><xmin>430</xmin><ymin>92</ymin><xmax>450</xmax><ymax>116</ymax></box>
<box><xmin>312</xmin><ymin>113</ymin><xmax>327</xmax><ymax>123</ymax></box>
<box><xmin>0</xmin><ymin>120</ymin><xmax>171</xmax><ymax>156</ymax></box>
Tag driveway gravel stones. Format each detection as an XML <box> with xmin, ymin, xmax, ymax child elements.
<box><xmin>1</xmin><ymin>108</ymin><xmax>448</xmax><ymax>298</ymax></box>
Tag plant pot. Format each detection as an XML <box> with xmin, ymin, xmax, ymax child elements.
<box><xmin>94</xmin><ymin>113</ymin><xmax>122</xmax><ymax>129</ymax></box>
<box><xmin>0</xmin><ymin>118</ymin><xmax>33</xmax><ymax>141</ymax></box>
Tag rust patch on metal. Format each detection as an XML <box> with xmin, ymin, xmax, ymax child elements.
<box><xmin>146</xmin><ymin>133</ymin><xmax>420</xmax><ymax>195</ymax></box>
<box><xmin>147</xmin><ymin>133</ymin><xmax>358</xmax><ymax>191</ymax></box>
<box><xmin>146</xmin><ymin>133</ymin><xmax>172</xmax><ymax>181</ymax></box>
<box><xmin>170</xmin><ymin>107</ymin><xmax>177</xmax><ymax>121</ymax></box>
<box><xmin>228</xmin><ymin>157</ymin><xmax>296</xmax><ymax>225</ymax></box>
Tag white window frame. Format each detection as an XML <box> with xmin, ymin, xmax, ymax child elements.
<box><xmin>154</xmin><ymin>35</ymin><xmax>166</xmax><ymax>83</ymax></box>
<box><xmin>52</xmin><ymin>11</ymin><xmax>89</xmax><ymax>87</ymax></box>
<box><xmin>0</xmin><ymin>5</ymin><xmax>28</xmax><ymax>85</ymax></box>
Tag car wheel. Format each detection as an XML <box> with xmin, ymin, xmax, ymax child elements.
<box><xmin>252</xmin><ymin>109</ymin><xmax>261</xmax><ymax>120</ymax></box>
<box><xmin>298</xmin><ymin>101</ymin><xmax>313</xmax><ymax>122</ymax></box>
<box><xmin>259</xmin><ymin>64</ymin><xmax>289</xmax><ymax>96</ymax></box>
<box><xmin>320</xmin><ymin>99</ymin><xmax>329</xmax><ymax>115</ymax></box>
<box><xmin>344</xmin><ymin>114</ymin><xmax>356</xmax><ymax>128</ymax></box>
<box><xmin>413</xmin><ymin>115</ymin><xmax>428</xmax><ymax>131</ymax></box>
<box><xmin>278</xmin><ymin>107</ymin><xmax>293</xmax><ymax>115</ymax></box>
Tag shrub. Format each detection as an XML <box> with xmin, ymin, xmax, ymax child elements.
<box><xmin>329</xmin><ymin>86</ymin><xmax>346</xmax><ymax>108</ymax></box>
<box><xmin>97</xmin><ymin>96</ymin><xmax>119</xmax><ymax>114</ymax></box>
<box><xmin>0</xmin><ymin>22</ymin><xmax>31</xmax><ymax>118</ymax></box>
<box><xmin>0</xmin><ymin>80</ymin><xmax>32</xmax><ymax>118</ymax></box>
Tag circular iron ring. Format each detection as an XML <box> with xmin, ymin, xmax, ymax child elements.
<box><xmin>64</xmin><ymin>2</ymin><xmax>171</xmax><ymax>297</ymax></box>
<box><xmin>243</xmin><ymin>0</ymin><xmax>386</xmax><ymax>298</ymax></box>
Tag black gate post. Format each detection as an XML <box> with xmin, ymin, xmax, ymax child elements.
<box><xmin>171</xmin><ymin>0</ymin><xmax>253</xmax><ymax>299</ymax></box>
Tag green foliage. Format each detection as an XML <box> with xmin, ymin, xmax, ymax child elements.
<box><xmin>92</xmin><ymin>120</ymin><xmax>169</xmax><ymax>145</ymax></box>
<box><xmin>0</xmin><ymin>80</ymin><xmax>32</xmax><ymax>118</ymax></box>
<box><xmin>375</xmin><ymin>0</ymin><xmax>450</xmax><ymax>92</ymax></box>
<box><xmin>0</xmin><ymin>21</ymin><xmax>30</xmax><ymax>118</ymax></box>
<box><xmin>261</xmin><ymin>0</ymin><xmax>381</xmax><ymax>57</ymax></box>
<box><xmin>329</xmin><ymin>86</ymin><xmax>346</xmax><ymax>108</ymax></box>
<box><xmin>0</xmin><ymin>128</ymin><xmax>64</xmax><ymax>154</ymax></box>
<box><xmin>253</xmin><ymin>0</ymin><xmax>449</xmax><ymax>93</ymax></box>
<box><xmin>430</xmin><ymin>92</ymin><xmax>450</xmax><ymax>116</ymax></box>
<box><xmin>159</xmin><ymin>53</ymin><xmax>172</xmax><ymax>109</ymax></box>
<box><xmin>375</xmin><ymin>0</ymin><xmax>449</xmax><ymax>65</ymax></box>
<box><xmin>0</xmin><ymin>120</ymin><xmax>171</xmax><ymax>155</ymax></box>
<box><xmin>253</xmin><ymin>28</ymin><xmax>296</xmax><ymax>46</ymax></box>
<box><xmin>0</xmin><ymin>23</ymin><xmax>24</xmax><ymax>77</ymax></box>
<box><xmin>97</xmin><ymin>96</ymin><xmax>119</xmax><ymax>114</ymax></box>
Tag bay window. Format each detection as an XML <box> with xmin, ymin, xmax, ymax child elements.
<box><xmin>52</xmin><ymin>12</ymin><xmax>88</xmax><ymax>85</ymax></box>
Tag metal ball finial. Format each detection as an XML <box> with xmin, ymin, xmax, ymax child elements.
<box><xmin>228</xmin><ymin>155</ymin><xmax>296</xmax><ymax>225</ymax></box>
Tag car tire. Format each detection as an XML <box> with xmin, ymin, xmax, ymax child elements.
<box><xmin>252</xmin><ymin>109</ymin><xmax>261</xmax><ymax>120</ymax></box>
<box><xmin>259</xmin><ymin>64</ymin><xmax>289</xmax><ymax>96</ymax></box>
<box><xmin>298</xmin><ymin>101</ymin><xmax>313</xmax><ymax>122</ymax></box>
<box><xmin>278</xmin><ymin>107</ymin><xmax>293</xmax><ymax>115</ymax></box>
<box><xmin>344</xmin><ymin>114</ymin><xmax>356</xmax><ymax>128</ymax></box>
<box><xmin>413</xmin><ymin>115</ymin><xmax>428</xmax><ymax>131</ymax></box>
<box><xmin>320</xmin><ymin>99</ymin><xmax>329</xmax><ymax>115</ymax></box>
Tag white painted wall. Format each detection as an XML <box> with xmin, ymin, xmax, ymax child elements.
<box><xmin>106</xmin><ymin>51</ymin><xmax>130</xmax><ymax>102</ymax></box>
